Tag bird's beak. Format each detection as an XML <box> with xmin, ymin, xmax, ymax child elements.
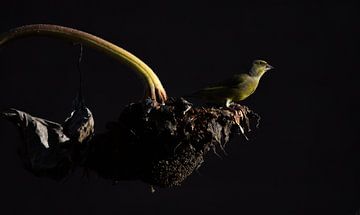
<box><xmin>266</xmin><ymin>64</ymin><xmax>274</xmax><ymax>70</ymax></box>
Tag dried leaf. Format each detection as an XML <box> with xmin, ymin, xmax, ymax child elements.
<box><xmin>63</xmin><ymin>94</ymin><xmax>94</xmax><ymax>143</ymax></box>
<box><xmin>1</xmin><ymin>109</ymin><xmax>72</xmax><ymax>179</ymax></box>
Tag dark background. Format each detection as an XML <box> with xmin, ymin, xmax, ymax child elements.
<box><xmin>0</xmin><ymin>1</ymin><xmax>359</xmax><ymax>214</ymax></box>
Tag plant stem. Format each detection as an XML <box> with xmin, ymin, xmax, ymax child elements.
<box><xmin>0</xmin><ymin>24</ymin><xmax>167</xmax><ymax>103</ymax></box>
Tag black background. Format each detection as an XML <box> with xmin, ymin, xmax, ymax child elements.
<box><xmin>0</xmin><ymin>1</ymin><xmax>359</xmax><ymax>214</ymax></box>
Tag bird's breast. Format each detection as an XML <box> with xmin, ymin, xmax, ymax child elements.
<box><xmin>234</xmin><ymin>78</ymin><xmax>259</xmax><ymax>101</ymax></box>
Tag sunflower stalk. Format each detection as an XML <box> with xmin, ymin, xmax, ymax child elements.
<box><xmin>0</xmin><ymin>24</ymin><xmax>167</xmax><ymax>103</ymax></box>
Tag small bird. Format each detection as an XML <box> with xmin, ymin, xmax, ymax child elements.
<box><xmin>187</xmin><ymin>60</ymin><xmax>273</xmax><ymax>107</ymax></box>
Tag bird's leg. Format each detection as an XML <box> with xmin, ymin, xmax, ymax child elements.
<box><xmin>225</xmin><ymin>99</ymin><xmax>232</xmax><ymax>107</ymax></box>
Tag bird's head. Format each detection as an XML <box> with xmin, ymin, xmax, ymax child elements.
<box><xmin>250</xmin><ymin>60</ymin><xmax>273</xmax><ymax>77</ymax></box>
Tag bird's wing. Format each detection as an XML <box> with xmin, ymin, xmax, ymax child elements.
<box><xmin>203</xmin><ymin>74</ymin><xmax>247</xmax><ymax>90</ymax></box>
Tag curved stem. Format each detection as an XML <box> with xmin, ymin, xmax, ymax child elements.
<box><xmin>0</xmin><ymin>24</ymin><xmax>167</xmax><ymax>103</ymax></box>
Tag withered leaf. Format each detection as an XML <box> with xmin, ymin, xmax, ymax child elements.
<box><xmin>63</xmin><ymin>94</ymin><xmax>95</xmax><ymax>144</ymax></box>
<box><xmin>1</xmin><ymin>109</ymin><xmax>72</xmax><ymax>179</ymax></box>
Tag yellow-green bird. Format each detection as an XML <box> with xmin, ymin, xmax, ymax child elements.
<box><xmin>188</xmin><ymin>60</ymin><xmax>273</xmax><ymax>107</ymax></box>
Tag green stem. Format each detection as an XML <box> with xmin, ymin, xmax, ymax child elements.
<box><xmin>0</xmin><ymin>24</ymin><xmax>167</xmax><ymax>103</ymax></box>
